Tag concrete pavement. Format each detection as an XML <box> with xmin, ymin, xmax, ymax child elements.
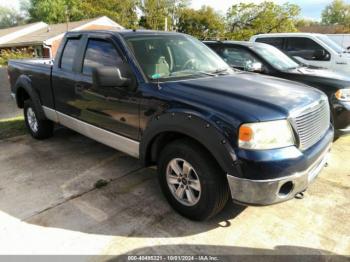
<box><xmin>0</xmin><ymin>67</ymin><xmax>21</xmax><ymax>119</ymax></box>
<box><xmin>0</xmin><ymin>128</ymin><xmax>349</xmax><ymax>260</ymax></box>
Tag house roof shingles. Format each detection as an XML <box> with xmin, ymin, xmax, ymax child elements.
<box><xmin>0</xmin><ymin>22</ymin><xmax>44</xmax><ymax>38</ymax></box>
<box><xmin>0</xmin><ymin>17</ymin><xmax>121</xmax><ymax>48</ymax></box>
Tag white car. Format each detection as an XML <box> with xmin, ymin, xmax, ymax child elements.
<box><xmin>250</xmin><ymin>33</ymin><xmax>350</xmax><ymax>74</ymax></box>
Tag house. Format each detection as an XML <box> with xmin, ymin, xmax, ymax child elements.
<box><xmin>0</xmin><ymin>16</ymin><xmax>124</xmax><ymax>58</ymax></box>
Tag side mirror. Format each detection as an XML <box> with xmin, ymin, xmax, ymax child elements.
<box><xmin>245</xmin><ymin>61</ymin><xmax>263</xmax><ymax>72</ymax></box>
<box><xmin>313</xmin><ymin>49</ymin><xmax>327</xmax><ymax>60</ymax></box>
<box><xmin>92</xmin><ymin>66</ymin><xmax>134</xmax><ymax>91</ymax></box>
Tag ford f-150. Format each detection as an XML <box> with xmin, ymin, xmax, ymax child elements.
<box><xmin>8</xmin><ymin>30</ymin><xmax>333</xmax><ymax>220</ymax></box>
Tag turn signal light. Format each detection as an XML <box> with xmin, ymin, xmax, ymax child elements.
<box><xmin>239</xmin><ymin>125</ymin><xmax>253</xmax><ymax>142</ymax></box>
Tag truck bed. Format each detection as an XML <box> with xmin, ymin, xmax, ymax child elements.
<box><xmin>8</xmin><ymin>59</ymin><xmax>55</xmax><ymax>109</ymax></box>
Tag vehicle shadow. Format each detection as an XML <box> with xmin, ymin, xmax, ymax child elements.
<box><xmin>103</xmin><ymin>244</ymin><xmax>349</xmax><ymax>262</ymax></box>
<box><xmin>0</xmin><ymin>127</ymin><xmax>246</xmax><ymax>238</ymax></box>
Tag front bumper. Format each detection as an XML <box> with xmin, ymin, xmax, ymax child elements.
<box><xmin>227</xmin><ymin>135</ymin><xmax>332</xmax><ymax>206</ymax></box>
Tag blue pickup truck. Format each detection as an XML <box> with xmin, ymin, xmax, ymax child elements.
<box><xmin>8</xmin><ymin>30</ymin><xmax>333</xmax><ymax>220</ymax></box>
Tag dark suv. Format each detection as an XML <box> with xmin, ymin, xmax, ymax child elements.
<box><xmin>204</xmin><ymin>40</ymin><xmax>350</xmax><ymax>135</ymax></box>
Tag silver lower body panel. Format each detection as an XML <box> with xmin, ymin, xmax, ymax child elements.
<box><xmin>42</xmin><ymin>106</ymin><xmax>140</xmax><ymax>158</ymax></box>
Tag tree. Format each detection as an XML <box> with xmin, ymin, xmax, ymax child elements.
<box><xmin>295</xmin><ymin>18</ymin><xmax>320</xmax><ymax>29</ymax></box>
<box><xmin>81</xmin><ymin>0</ymin><xmax>139</xmax><ymax>28</ymax></box>
<box><xmin>226</xmin><ymin>2</ymin><xmax>300</xmax><ymax>40</ymax></box>
<box><xmin>26</xmin><ymin>0</ymin><xmax>138</xmax><ymax>27</ymax></box>
<box><xmin>139</xmin><ymin>0</ymin><xmax>170</xmax><ymax>30</ymax></box>
<box><xmin>0</xmin><ymin>6</ymin><xmax>26</xmax><ymax>29</ymax></box>
<box><xmin>321</xmin><ymin>0</ymin><xmax>350</xmax><ymax>25</ymax></box>
<box><xmin>177</xmin><ymin>6</ymin><xmax>225</xmax><ymax>39</ymax></box>
<box><xmin>28</xmin><ymin>0</ymin><xmax>84</xmax><ymax>23</ymax></box>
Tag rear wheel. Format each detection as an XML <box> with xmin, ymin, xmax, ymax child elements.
<box><xmin>24</xmin><ymin>100</ymin><xmax>54</xmax><ymax>139</ymax></box>
<box><xmin>158</xmin><ymin>139</ymin><xmax>230</xmax><ymax>221</ymax></box>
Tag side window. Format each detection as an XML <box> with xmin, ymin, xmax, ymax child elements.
<box><xmin>286</xmin><ymin>37</ymin><xmax>321</xmax><ymax>51</ymax></box>
<box><xmin>256</xmin><ymin>37</ymin><xmax>284</xmax><ymax>49</ymax></box>
<box><xmin>220</xmin><ymin>47</ymin><xmax>260</xmax><ymax>69</ymax></box>
<box><xmin>286</xmin><ymin>37</ymin><xmax>330</xmax><ymax>61</ymax></box>
<box><xmin>82</xmin><ymin>39</ymin><xmax>123</xmax><ymax>75</ymax></box>
<box><xmin>60</xmin><ymin>39</ymin><xmax>80</xmax><ymax>71</ymax></box>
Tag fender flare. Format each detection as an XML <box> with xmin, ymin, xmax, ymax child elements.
<box><xmin>14</xmin><ymin>75</ymin><xmax>46</xmax><ymax>120</ymax></box>
<box><xmin>140</xmin><ymin>112</ymin><xmax>241</xmax><ymax>177</ymax></box>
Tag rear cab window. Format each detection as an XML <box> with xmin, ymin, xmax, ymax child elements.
<box><xmin>256</xmin><ymin>37</ymin><xmax>284</xmax><ymax>50</ymax></box>
<box><xmin>60</xmin><ymin>39</ymin><xmax>80</xmax><ymax>71</ymax></box>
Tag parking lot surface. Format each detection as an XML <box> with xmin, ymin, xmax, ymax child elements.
<box><xmin>0</xmin><ymin>68</ymin><xmax>21</xmax><ymax>119</ymax></box>
<box><xmin>0</xmin><ymin>127</ymin><xmax>349</xmax><ymax>260</ymax></box>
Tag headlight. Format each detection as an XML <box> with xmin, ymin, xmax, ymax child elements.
<box><xmin>238</xmin><ymin>120</ymin><xmax>295</xmax><ymax>150</ymax></box>
<box><xmin>335</xmin><ymin>89</ymin><xmax>350</xmax><ymax>102</ymax></box>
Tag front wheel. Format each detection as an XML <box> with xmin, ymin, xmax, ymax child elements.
<box><xmin>158</xmin><ymin>139</ymin><xmax>230</xmax><ymax>221</ymax></box>
<box><xmin>24</xmin><ymin>100</ymin><xmax>54</xmax><ymax>139</ymax></box>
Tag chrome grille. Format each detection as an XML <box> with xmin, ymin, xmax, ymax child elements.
<box><xmin>293</xmin><ymin>99</ymin><xmax>330</xmax><ymax>150</ymax></box>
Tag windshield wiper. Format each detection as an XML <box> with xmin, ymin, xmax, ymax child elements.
<box><xmin>169</xmin><ymin>70</ymin><xmax>216</xmax><ymax>77</ymax></box>
<box><xmin>210</xmin><ymin>68</ymin><xmax>229</xmax><ymax>75</ymax></box>
<box><xmin>199</xmin><ymin>71</ymin><xmax>217</xmax><ymax>76</ymax></box>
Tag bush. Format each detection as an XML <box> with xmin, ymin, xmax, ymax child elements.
<box><xmin>0</xmin><ymin>48</ymin><xmax>34</xmax><ymax>66</ymax></box>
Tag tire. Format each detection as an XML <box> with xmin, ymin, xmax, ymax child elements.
<box><xmin>158</xmin><ymin>138</ymin><xmax>230</xmax><ymax>221</ymax></box>
<box><xmin>24</xmin><ymin>100</ymin><xmax>54</xmax><ymax>139</ymax></box>
<box><xmin>333</xmin><ymin>130</ymin><xmax>340</xmax><ymax>141</ymax></box>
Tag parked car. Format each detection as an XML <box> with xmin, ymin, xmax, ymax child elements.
<box><xmin>8</xmin><ymin>30</ymin><xmax>333</xmax><ymax>220</ymax></box>
<box><xmin>204</xmin><ymin>40</ymin><xmax>350</xmax><ymax>136</ymax></box>
<box><xmin>250</xmin><ymin>33</ymin><xmax>350</xmax><ymax>74</ymax></box>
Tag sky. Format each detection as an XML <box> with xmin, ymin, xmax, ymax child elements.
<box><xmin>1</xmin><ymin>0</ymin><xmax>350</xmax><ymax>21</ymax></box>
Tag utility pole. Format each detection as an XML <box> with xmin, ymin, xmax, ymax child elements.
<box><xmin>171</xmin><ymin>0</ymin><xmax>176</xmax><ymax>31</ymax></box>
<box><xmin>65</xmin><ymin>6</ymin><xmax>69</xmax><ymax>31</ymax></box>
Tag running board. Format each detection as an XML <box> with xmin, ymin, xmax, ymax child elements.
<box><xmin>42</xmin><ymin>106</ymin><xmax>140</xmax><ymax>158</ymax></box>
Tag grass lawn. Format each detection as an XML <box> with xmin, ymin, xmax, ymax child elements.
<box><xmin>0</xmin><ymin>115</ymin><xmax>26</xmax><ymax>140</ymax></box>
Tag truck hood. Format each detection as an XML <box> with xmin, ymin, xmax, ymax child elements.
<box><xmin>160</xmin><ymin>72</ymin><xmax>324</xmax><ymax>123</ymax></box>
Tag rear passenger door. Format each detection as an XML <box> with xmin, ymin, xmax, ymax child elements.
<box><xmin>52</xmin><ymin>35</ymin><xmax>83</xmax><ymax>117</ymax></box>
<box><xmin>74</xmin><ymin>35</ymin><xmax>140</xmax><ymax>140</ymax></box>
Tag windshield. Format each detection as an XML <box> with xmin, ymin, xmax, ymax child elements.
<box><xmin>316</xmin><ymin>35</ymin><xmax>345</xmax><ymax>53</ymax></box>
<box><xmin>124</xmin><ymin>34</ymin><xmax>231</xmax><ymax>81</ymax></box>
<box><xmin>253</xmin><ymin>44</ymin><xmax>300</xmax><ymax>71</ymax></box>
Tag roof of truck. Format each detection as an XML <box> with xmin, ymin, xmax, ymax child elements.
<box><xmin>251</xmin><ymin>32</ymin><xmax>325</xmax><ymax>39</ymax></box>
<box><xmin>203</xmin><ymin>40</ymin><xmax>268</xmax><ymax>48</ymax></box>
<box><xmin>66</xmin><ymin>29</ymin><xmax>184</xmax><ymax>37</ymax></box>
